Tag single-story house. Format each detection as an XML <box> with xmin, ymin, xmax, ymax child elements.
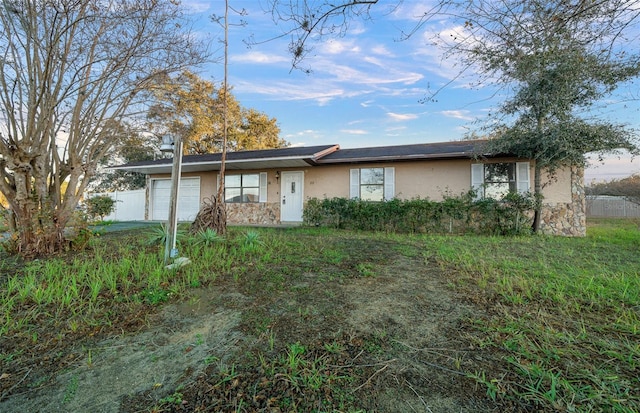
<box><xmin>113</xmin><ymin>139</ymin><xmax>586</xmax><ymax>236</ymax></box>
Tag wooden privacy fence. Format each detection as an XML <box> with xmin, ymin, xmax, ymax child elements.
<box><xmin>586</xmin><ymin>196</ymin><xmax>640</xmax><ymax>218</ymax></box>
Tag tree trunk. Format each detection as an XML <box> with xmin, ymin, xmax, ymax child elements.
<box><xmin>13</xmin><ymin>202</ymin><xmax>68</xmax><ymax>256</ymax></box>
<box><xmin>8</xmin><ymin>160</ymin><xmax>74</xmax><ymax>255</ymax></box>
<box><xmin>532</xmin><ymin>162</ymin><xmax>542</xmax><ymax>233</ymax></box>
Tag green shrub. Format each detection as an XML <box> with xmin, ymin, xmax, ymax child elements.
<box><xmin>146</xmin><ymin>223</ymin><xmax>188</xmax><ymax>247</ymax></box>
<box><xmin>193</xmin><ymin>228</ymin><xmax>225</xmax><ymax>247</ymax></box>
<box><xmin>303</xmin><ymin>192</ymin><xmax>536</xmax><ymax>235</ymax></box>
<box><xmin>86</xmin><ymin>195</ymin><xmax>117</xmax><ymax>221</ymax></box>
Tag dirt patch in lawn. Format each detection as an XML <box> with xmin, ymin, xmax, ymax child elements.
<box><xmin>1</xmin><ymin>304</ymin><xmax>242</xmax><ymax>412</ymax></box>
<box><xmin>1</xmin><ymin>234</ymin><xmax>503</xmax><ymax>412</ymax></box>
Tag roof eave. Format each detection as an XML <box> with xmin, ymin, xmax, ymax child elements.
<box><xmin>110</xmin><ymin>153</ymin><xmax>330</xmax><ymax>174</ymax></box>
<box><xmin>316</xmin><ymin>151</ymin><xmax>479</xmax><ymax>164</ymax></box>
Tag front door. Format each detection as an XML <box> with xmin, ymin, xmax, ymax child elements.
<box><xmin>280</xmin><ymin>171</ymin><xmax>304</xmax><ymax>222</ymax></box>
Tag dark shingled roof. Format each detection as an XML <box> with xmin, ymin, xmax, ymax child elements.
<box><xmin>113</xmin><ymin>140</ymin><xmax>501</xmax><ymax>174</ymax></box>
<box><xmin>117</xmin><ymin>144</ymin><xmax>340</xmax><ymax>168</ymax></box>
<box><xmin>316</xmin><ymin>140</ymin><xmax>488</xmax><ymax>164</ymax></box>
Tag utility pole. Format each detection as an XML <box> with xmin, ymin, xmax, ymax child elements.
<box><xmin>164</xmin><ymin>134</ymin><xmax>183</xmax><ymax>265</ymax></box>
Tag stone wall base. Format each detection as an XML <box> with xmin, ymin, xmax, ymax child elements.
<box><xmin>539</xmin><ymin>166</ymin><xmax>586</xmax><ymax>237</ymax></box>
<box><xmin>226</xmin><ymin>202</ymin><xmax>280</xmax><ymax>225</ymax></box>
<box><xmin>539</xmin><ymin>202</ymin><xmax>586</xmax><ymax>236</ymax></box>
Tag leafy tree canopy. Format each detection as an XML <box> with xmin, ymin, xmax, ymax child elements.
<box><xmin>146</xmin><ymin>71</ymin><xmax>288</xmax><ymax>155</ymax></box>
<box><xmin>458</xmin><ymin>0</ymin><xmax>640</xmax><ymax>230</ymax></box>
<box><xmin>466</xmin><ymin>1</ymin><xmax>640</xmax><ymax>172</ymax></box>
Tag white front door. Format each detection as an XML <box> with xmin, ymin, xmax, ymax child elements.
<box><xmin>280</xmin><ymin>171</ymin><xmax>304</xmax><ymax>222</ymax></box>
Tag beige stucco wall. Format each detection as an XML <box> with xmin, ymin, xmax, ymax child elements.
<box><xmin>304</xmin><ymin>160</ymin><xmax>572</xmax><ymax>204</ymax></box>
<box><xmin>303</xmin><ymin>161</ymin><xmax>471</xmax><ymax>200</ymax></box>
<box><xmin>537</xmin><ymin>167</ymin><xmax>573</xmax><ymax>204</ymax></box>
<box><xmin>147</xmin><ymin>159</ymin><xmax>580</xmax><ymax>232</ymax></box>
<box><xmin>148</xmin><ymin>161</ymin><xmax>575</xmax><ymax>205</ymax></box>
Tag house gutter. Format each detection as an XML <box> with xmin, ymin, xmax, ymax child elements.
<box><xmin>110</xmin><ymin>154</ymin><xmax>334</xmax><ymax>173</ymax></box>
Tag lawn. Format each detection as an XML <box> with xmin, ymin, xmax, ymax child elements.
<box><xmin>0</xmin><ymin>218</ymin><xmax>638</xmax><ymax>412</ymax></box>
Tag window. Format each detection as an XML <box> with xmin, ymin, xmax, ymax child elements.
<box><xmin>224</xmin><ymin>172</ymin><xmax>267</xmax><ymax>203</ymax></box>
<box><xmin>350</xmin><ymin>167</ymin><xmax>395</xmax><ymax>201</ymax></box>
<box><xmin>484</xmin><ymin>163</ymin><xmax>515</xmax><ymax>198</ymax></box>
<box><xmin>471</xmin><ymin>162</ymin><xmax>530</xmax><ymax>199</ymax></box>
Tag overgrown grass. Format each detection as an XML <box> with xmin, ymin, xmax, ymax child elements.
<box><xmin>429</xmin><ymin>217</ymin><xmax>640</xmax><ymax>412</ymax></box>
<box><xmin>1</xmin><ymin>219</ymin><xmax>639</xmax><ymax>412</ymax></box>
<box><xmin>0</xmin><ymin>225</ymin><xmax>288</xmax><ymax>338</ymax></box>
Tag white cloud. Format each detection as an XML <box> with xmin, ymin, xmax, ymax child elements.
<box><xmin>363</xmin><ymin>55</ymin><xmax>386</xmax><ymax>68</ymax></box>
<box><xmin>454</xmin><ymin>126</ymin><xmax>472</xmax><ymax>135</ymax></box>
<box><xmin>233</xmin><ymin>80</ymin><xmax>349</xmax><ymax>105</ymax></box>
<box><xmin>232</xmin><ymin>52</ymin><xmax>289</xmax><ymax>64</ymax></box>
<box><xmin>284</xmin><ymin>129</ymin><xmax>325</xmax><ymax>143</ymax></box>
<box><xmin>321</xmin><ymin>40</ymin><xmax>361</xmax><ymax>55</ymax></box>
<box><xmin>440</xmin><ymin>110</ymin><xmax>474</xmax><ymax>121</ymax></box>
<box><xmin>390</xmin><ymin>1</ymin><xmax>438</xmax><ymax>21</ymax></box>
<box><xmin>181</xmin><ymin>0</ymin><xmax>212</xmax><ymax>14</ymax></box>
<box><xmin>371</xmin><ymin>45</ymin><xmax>393</xmax><ymax>57</ymax></box>
<box><xmin>387</xmin><ymin>112</ymin><xmax>419</xmax><ymax>121</ymax></box>
<box><xmin>232</xmin><ymin>50</ymin><xmax>424</xmax><ymax>104</ymax></box>
<box><xmin>386</xmin><ymin>126</ymin><xmax>407</xmax><ymax>132</ymax></box>
<box><xmin>585</xmin><ymin>151</ymin><xmax>640</xmax><ymax>182</ymax></box>
<box><xmin>340</xmin><ymin>129</ymin><xmax>369</xmax><ymax>135</ymax></box>
<box><xmin>315</xmin><ymin>60</ymin><xmax>424</xmax><ymax>86</ymax></box>
<box><xmin>412</xmin><ymin>41</ymin><xmax>463</xmax><ymax>81</ymax></box>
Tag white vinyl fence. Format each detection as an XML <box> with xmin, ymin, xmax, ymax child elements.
<box><xmin>586</xmin><ymin>196</ymin><xmax>640</xmax><ymax>218</ymax></box>
<box><xmin>90</xmin><ymin>190</ymin><xmax>146</xmax><ymax>221</ymax></box>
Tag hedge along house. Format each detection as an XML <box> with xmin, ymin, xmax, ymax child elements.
<box><xmin>112</xmin><ymin>140</ymin><xmax>586</xmax><ymax>236</ymax></box>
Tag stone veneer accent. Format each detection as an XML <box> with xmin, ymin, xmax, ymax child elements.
<box><xmin>539</xmin><ymin>166</ymin><xmax>586</xmax><ymax>237</ymax></box>
<box><xmin>222</xmin><ymin>168</ymin><xmax>586</xmax><ymax>236</ymax></box>
<box><xmin>226</xmin><ymin>202</ymin><xmax>281</xmax><ymax>225</ymax></box>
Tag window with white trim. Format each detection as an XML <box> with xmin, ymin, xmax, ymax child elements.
<box><xmin>350</xmin><ymin>167</ymin><xmax>395</xmax><ymax>201</ymax></box>
<box><xmin>224</xmin><ymin>172</ymin><xmax>268</xmax><ymax>203</ymax></box>
<box><xmin>471</xmin><ymin>162</ymin><xmax>530</xmax><ymax>199</ymax></box>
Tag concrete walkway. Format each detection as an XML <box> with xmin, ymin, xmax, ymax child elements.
<box><xmin>1</xmin><ymin>220</ymin><xmax>302</xmax><ymax>240</ymax></box>
<box><xmin>91</xmin><ymin>221</ymin><xmax>162</xmax><ymax>233</ymax></box>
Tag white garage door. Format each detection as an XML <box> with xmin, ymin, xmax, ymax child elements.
<box><xmin>151</xmin><ymin>178</ymin><xmax>201</xmax><ymax>221</ymax></box>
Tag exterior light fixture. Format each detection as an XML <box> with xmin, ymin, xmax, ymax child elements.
<box><xmin>159</xmin><ymin>134</ymin><xmax>174</xmax><ymax>153</ymax></box>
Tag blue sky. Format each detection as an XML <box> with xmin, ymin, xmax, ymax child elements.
<box><xmin>183</xmin><ymin>1</ymin><xmax>640</xmax><ymax>182</ymax></box>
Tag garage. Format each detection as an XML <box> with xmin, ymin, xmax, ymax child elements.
<box><xmin>151</xmin><ymin>177</ymin><xmax>201</xmax><ymax>221</ymax></box>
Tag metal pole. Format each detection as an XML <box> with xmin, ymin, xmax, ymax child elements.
<box><xmin>171</xmin><ymin>140</ymin><xmax>183</xmax><ymax>255</ymax></box>
<box><xmin>164</xmin><ymin>135</ymin><xmax>182</xmax><ymax>265</ymax></box>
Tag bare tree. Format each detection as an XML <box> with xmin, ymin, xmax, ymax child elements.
<box><xmin>0</xmin><ymin>0</ymin><xmax>207</xmax><ymax>255</ymax></box>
